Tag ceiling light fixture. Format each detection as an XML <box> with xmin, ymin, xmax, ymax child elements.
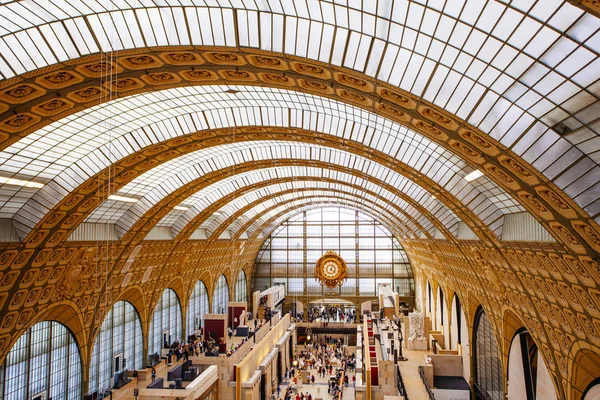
<box><xmin>173</xmin><ymin>206</ymin><xmax>188</xmax><ymax>211</ymax></box>
<box><xmin>0</xmin><ymin>176</ymin><xmax>44</xmax><ymax>189</ymax></box>
<box><xmin>108</xmin><ymin>194</ymin><xmax>138</xmax><ymax>203</ymax></box>
<box><xmin>464</xmin><ymin>169</ymin><xmax>484</xmax><ymax>182</ymax></box>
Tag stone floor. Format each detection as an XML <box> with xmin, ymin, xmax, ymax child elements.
<box><xmin>397</xmin><ymin>348</ymin><xmax>431</xmax><ymax>399</ymax></box>
<box><xmin>279</xmin><ymin>367</ymin><xmax>356</xmax><ymax>400</ymax></box>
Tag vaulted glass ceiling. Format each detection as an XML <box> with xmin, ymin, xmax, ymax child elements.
<box><xmin>0</xmin><ymin>0</ymin><xmax>598</xmax><ymax>160</ymax></box>
<box><xmin>198</xmin><ymin>183</ymin><xmax>424</xmax><ymax>237</ymax></box>
<box><xmin>2</xmin><ymin>86</ymin><xmax>521</xmax><ymax>238</ymax></box>
<box><xmin>147</xmin><ymin>166</ymin><xmax>457</xmax><ymax>236</ymax></box>
<box><xmin>0</xmin><ymin>0</ymin><xmax>598</xmax><ymax>244</ymax></box>
<box><xmin>222</xmin><ymin>195</ymin><xmax>407</xmax><ymax>240</ymax></box>
<box><xmin>89</xmin><ymin>140</ymin><xmax>491</xmax><ymax>237</ymax></box>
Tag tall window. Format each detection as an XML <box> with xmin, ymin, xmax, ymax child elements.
<box><xmin>474</xmin><ymin>308</ymin><xmax>504</xmax><ymax>400</ymax></box>
<box><xmin>253</xmin><ymin>207</ymin><xmax>414</xmax><ymax>302</ymax></box>
<box><xmin>187</xmin><ymin>280</ymin><xmax>209</xmax><ymax>336</ymax></box>
<box><xmin>0</xmin><ymin>321</ymin><xmax>81</xmax><ymax>400</ymax></box>
<box><xmin>235</xmin><ymin>270</ymin><xmax>248</xmax><ymax>302</ymax></box>
<box><xmin>213</xmin><ymin>275</ymin><xmax>229</xmax><ymax>314</ymax></box>
<box><xmin>88</xmin><ymin>301</ymin><xmax>143</xmax><ymax>395</ymax></box>
<box><xmin>148</xmin><ymin>289</ymin><xmax>182</xmax><ymax>356</ymax></box>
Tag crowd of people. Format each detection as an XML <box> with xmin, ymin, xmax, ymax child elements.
<box><xmin>164</xmin><ymin>340</ymin><xmax>202</xmax><ymax>362</ymax></box>
<box><xmin>277</xmin><ymin>338</ymin><xmax>356</xmax><ymax>400</ymax></box>
<box><xmin>306</xmin><ymin>305</ymin><xmax>357</xmax><ymax>323</ymax></box>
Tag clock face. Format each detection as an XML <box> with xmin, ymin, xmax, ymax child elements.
<box><xmin>315</xmin><ymin>251</ymin><xmax>347</xmax><ymax>289</ymax></box>
<box><xmin>323</xmin><ymin>261</ymin><xmax>340</xmax><ymax>279</ymax></box>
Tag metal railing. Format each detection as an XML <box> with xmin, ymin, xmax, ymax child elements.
<box><xmin>397</xmin><ymin>365</ymin><xmax>409</xmax><ymax>400</ymax></box>
<box><xmin>418</xmin><ymin>366</ymin><xmax>436</xmax><ymax>400</ymax></box>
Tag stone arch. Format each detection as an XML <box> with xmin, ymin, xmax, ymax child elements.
<box><xmin>568</xmin><ymin>342</ymin><xmax>600</xmax><ymax>400</ymax></box>
<box><xmin>113</xmin><ymin>285</ymin><xmax>147</xmax><ymax>323</ymax></box>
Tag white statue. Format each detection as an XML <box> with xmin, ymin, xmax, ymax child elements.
<box><xmin>239</xmin><ymin>310</ymin><xmax>246</xmax><ymax>326</ymax></box>
<box><xmin>407</xmin><ymin>312</ymin><xmax>426</xmax><ymax>350</ymax></box>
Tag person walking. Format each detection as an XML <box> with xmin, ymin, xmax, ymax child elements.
<box><xmin>151</xmin><ymin>367</ymin><xmax>156</xmax><ymax>382</ymax></box>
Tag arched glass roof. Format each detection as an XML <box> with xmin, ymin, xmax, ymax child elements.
<box><xmin>197</xmin><ymin>183</ymin><xmax>425</xmax><ymax>237</ymax></box>
<box><xmin>98</xmin><ymin>161</ymin><xmax>458</xmax><ymax>238</ymax></box>
<box><xmin>258</xmin><ymin>202</ymin><xmax>408</xmax><ymax>241</ymax></box>
<box><xmin>0</xmin><ymin>0</ymin><xmax>598</xmax><ymax>246</ymax></box>
<box><xmin>221</xmin><ymin>195</ymin><xmax>409</xmax><ymax>240</ymax></box>
<box><xmin>86</xmin><ymin>141</ymin><xmax>489</xmax><ymax>237</ymax></box>
<box><xmin>0</xmin><ymin>1</ymin><xmax>598</xmax><ymax>161</ymax></box>
<box><xmin>1</xmin><ymin>86</ymin><xmax>522</xmax><ymax>238</ymax></box>
<box><xmin>147</xmin><ymin>167</ymin><xmax>454</xmax><ymax>237</ymax></box>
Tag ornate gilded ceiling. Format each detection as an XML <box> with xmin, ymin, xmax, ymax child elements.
<box><xmin>0</xmin><ymin>2</ymin><xmax>599</xmax><ymax>397</ymax></box>
<box><xmin>0</xmin><ymin>0</ymin><xmax>597</xmax><ymax>257</ymax></box>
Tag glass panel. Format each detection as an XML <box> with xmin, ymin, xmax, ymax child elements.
<box><xmin>1</xmin><ymin>321</ymin><xmax>81</xmax><ymax>400</ymax></box>
<box><xmin>235</xmin><ymin>270</ymin><xmax>248</xmax><ymax>302</ymax></box>
<box><xmin>475</xmin><ymin>309</ymin><xmax>504</xmax><ymax>400</ymax></box>
<box><xmin>253</xmin><ymin>206</ymin><xmax>415</xmax><ymax>303</ymax></box>
<box><xmin>187</xmin><ymin>281</ymin><xmax>209</xmax><ymax>337</ymax></box>
<box><xmin>88</xmin><ymin>301</ymin><xmax>143</xmax><ymax>395</ymax></box>
<box><xmin>148</xmin><ymin>289</ymin><xmax>182</xmax><ymax>356</ymax></box>
<box><xmin>212</xmin><ymin>275</ymin><xmax>230</xmax><ymax>314</ymax></box>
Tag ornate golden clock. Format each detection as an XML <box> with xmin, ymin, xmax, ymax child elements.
<box><xmin>315</xmin><ymin>251</ymin><xmax>348</xmax><ymax>289</ymax></box>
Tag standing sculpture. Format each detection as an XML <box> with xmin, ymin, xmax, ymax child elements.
<box><xmin>239</xmin><ymin>310</ymin><xmax>246</xmax><ymax>326</ymax></box>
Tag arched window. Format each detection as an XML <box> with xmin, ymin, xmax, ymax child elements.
<box><xmin>438</xmin><ymin>286</ymin><xmax>445</xmax><ymax>329</ymax></box>
<box><xmin>187</xmin><ymin>281</ymin><xmax>209</xmax><ymax>336</ymax></box>
<box><xmin>0</xmin><ymin>321</ymin><xmax>82</xmax><ymax>399</ymax></box>
<box><xmin>235</xmin><ymin>270</ymin><xmax>247</xmax><ymax>302</ymax></box>
<box><xmin>213</xmin><ymin>275</ymin><xmax>229</xmax><ymax>314</ymax></box>
<box><xmin>253</xmin><ymin>207</ymin><xmax>413</xmax><ymax>301</ymax></box>
<box><xmin>88</xmin><ymin>301</ymin><xmax>143</xmax><ymax>395</ymax></box>
<box><xmin>427</xmin><ymin>281</ymin><xmax>432</xmax><ymax>312</ymax></box>
<box><xmin>474</xmin><ymin>307</ymin><xmax>504</xmax><ymax>400</ymax></box>
<box><xmin>148</xmin><ymin>289</ymin><xmax>182</xmax><ymax>356</ymax></box>
<box><xmin>507</xmin><ymin>329</ymin><xmax>557</xmax><ymax>400</ymax></box>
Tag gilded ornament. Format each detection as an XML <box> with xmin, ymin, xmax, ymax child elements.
<box><xmin>4</xmin><ymin>114</ymin><xmax>33</xmax><ymax>128</ymax></box>
<box><xmin>126</xmin><ymin>55</ymin><xmax>155</xmax><ymax>65</ymax></box>
<box><xmin>43</xmin><ymin>71</ymin><xmax>75</xmax><ymax>84</ymax></box>
<box><xmin>255</xmin><ymin>56</ymin><xmax>281</xmax><ymax>66</ymax></box>
<box><xmin>74</xmin><ymin>87</ymin><xmax>101</xmax><ymax>98</ymax></box>
<box><xmin>166</xmin><ymin>52</ymin><xmax>197</xmax><ymax>62</ymax></box>
<box><xmin>314</xmin><ymin>251</ymin><xmax>348</xmax><ymax>289</ymax></box>
<box><xmin>5</xmin><ymin>85</ymin><xmax>36</xmax><ymax>98</ymax></box>
<box><xmin>296</xmin><ymin>63</ymin><xmax>324</xmax><ymax>74</ymax></box>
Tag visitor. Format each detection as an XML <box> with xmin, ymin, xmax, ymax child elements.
<box><xmin>151</xmin><ymin>367</ymin><xmax>156</xmax><ymax>382</ymax></box>
<box><xmin>228</xmin><ymin>327</ymin><xmax>233</xmax><ymax>339</ymax></box>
